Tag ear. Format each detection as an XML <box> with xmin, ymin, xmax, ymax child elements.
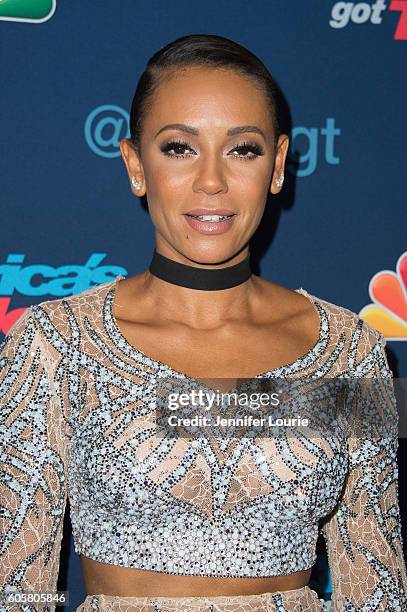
<box><xmin>270</xmin><ymin>134</ymin><xmax>290</xmax><ymax>195</ymax></box>
<box><xmin>119</xmin><ymin>138</ymin><xmax>146</xmax><ymax>196</ymax></box>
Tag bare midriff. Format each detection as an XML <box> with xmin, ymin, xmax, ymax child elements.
<box><xmin>80</xmin><ymin>556</ymin><xmax>312</xmax><ymax>597</ymax></box>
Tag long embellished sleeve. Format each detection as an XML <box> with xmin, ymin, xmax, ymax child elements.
<box><xmin>321</xmin><ymin>320</ymin><xmax>407</xmax><ymax>610</ymax></box>
<box><xmin>0</xmin><ymin>306</ymin><xmax>69</xmax><ymax>611</ymax></box>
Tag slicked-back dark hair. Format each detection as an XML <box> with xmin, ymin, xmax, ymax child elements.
<box><xmin>128</xmin><ymin>33</ymin><xmax>281</xmax><ymax>152</ymax></box>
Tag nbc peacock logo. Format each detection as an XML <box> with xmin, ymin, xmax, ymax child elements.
<box><xmin>0</xmin><ymin>0</ymin><xmax>56</xmax><ymax>23</ymax></box>
<box><xmin>359</xmin><ymin>251</ymin><xmax>407</xmax><ymax>341</ymax></box>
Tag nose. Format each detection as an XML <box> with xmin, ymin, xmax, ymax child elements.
<box><xmin>192</xmin><ymin>154</ymin><xmax>228</xmax><ymax>196</ymax></box>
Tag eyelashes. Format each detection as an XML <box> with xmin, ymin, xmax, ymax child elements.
<box><xmin>159</xmin><ymin>139</ymin><xmax>265</xmax><ymax>161</ymax></box>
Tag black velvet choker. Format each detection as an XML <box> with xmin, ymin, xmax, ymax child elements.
<box><xmin>148</xmin><ymin>249</ymin><xmax>252</xmax><ymax>290</ymax></box>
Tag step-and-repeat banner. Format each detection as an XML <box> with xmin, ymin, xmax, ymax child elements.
<box><xmin>1</xmin><ymin>1</ymin><xmax>406</xmax><ymax>609</ymax></box>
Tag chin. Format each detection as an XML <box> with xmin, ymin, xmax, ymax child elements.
<box><xmin>180</xmin><ymin>247</ymin><xmax>244</xmax><ymax>266</ymax></box>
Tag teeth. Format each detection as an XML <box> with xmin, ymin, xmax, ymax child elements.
<box><xmin>188</xmin><ymin>214</ymin><xmax>233</xmax><ymax>222</ymax></box>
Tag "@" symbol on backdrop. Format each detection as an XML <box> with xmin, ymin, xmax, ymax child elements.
<box><xmin>84</xmin><ymin>105</ymin><xmax>130</xmax><ymax>158</ymax></box>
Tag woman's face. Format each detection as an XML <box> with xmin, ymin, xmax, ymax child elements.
<box><xmin>120</xmin><ymin>66</ymin><xmax>289</xmax><ymax>265</ymax></box>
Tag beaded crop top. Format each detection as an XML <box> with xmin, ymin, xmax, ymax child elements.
<box><xmin>1</xmin><ymin>277</ymin><xmax>407</xmax><ymax>611</ymax></box>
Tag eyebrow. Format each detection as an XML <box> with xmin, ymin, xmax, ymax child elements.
<box><xmin>154</xmin><ymin>123</ymin><xmax>267</xmax><ymax>141</ymax></box>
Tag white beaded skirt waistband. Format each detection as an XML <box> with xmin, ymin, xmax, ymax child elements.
<box><xmin>76</xmin><ymin>586</ymin><xmax>328</xmax><ymax>611</ymax></box>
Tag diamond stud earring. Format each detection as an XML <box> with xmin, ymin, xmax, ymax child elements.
<box><xmin>275</xmin><ymin>173</ymin><xmax>284</xmax><ymax>188</ymax></box>
<box><xmin>131</xmin><ymin>177</ymin><xmax>142</xmax><ymax>190</ymax></box>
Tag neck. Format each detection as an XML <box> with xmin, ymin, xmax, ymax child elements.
<box><xmin>148</xmin><ymin>249</ymin><xmax>253</xmax><ymax>291</ymax></box>
<box><xmin>141</xmin><ymin>249</ymin><xmax>256</xmax><ymax>328</ymax></box>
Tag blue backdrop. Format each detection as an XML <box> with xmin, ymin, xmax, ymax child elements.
<box><xmin>1</xmin><ymin>1</ymin><xmax>406</xmax><ymax>609</ymax></box>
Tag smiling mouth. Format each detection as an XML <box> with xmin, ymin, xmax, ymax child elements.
<box><xmin>185</xmin><ymin>214</ymin><xmax>236</xmax><ymax>222</ymax></box>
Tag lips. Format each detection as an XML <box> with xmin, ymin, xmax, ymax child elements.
<box><xmin>183</xmin><ymin>214</ymin><xmax>236</xmax><ymax>235</ymax></box>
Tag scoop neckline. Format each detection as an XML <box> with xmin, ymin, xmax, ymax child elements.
<box><xmin>105</xmin><ymin>276</ymin><xmax>327</xmax><ymax>384</ymax></box>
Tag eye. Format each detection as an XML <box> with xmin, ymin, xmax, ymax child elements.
<box><xmin>160</xmin><ymin>140</ymin><xmax>196</xmax><ymax>159</ymax></box>
<box><xmin>159</xmin><ymin>139</ymin><xmax>265</xmax><ymax>160</ymax></box>
<box><xmin>229</xmin><ymin>141</ymin><xmax>265</xmax><ymax>160</ymax></box>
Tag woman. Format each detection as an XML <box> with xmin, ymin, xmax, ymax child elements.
<box><xmin>1</xmin><ymin>34</ymin><xmax>406</xmax><ymax>612</ymax></box>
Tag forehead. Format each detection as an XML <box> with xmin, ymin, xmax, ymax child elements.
<box><xmin>145</xmin><ymin>67</ymin><xmax>273</xmax><ymax>134</ymax></box>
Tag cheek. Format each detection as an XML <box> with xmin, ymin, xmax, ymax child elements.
<box><xmin>145</xmin><ymin>161</ymin><xmax>189</xmax><ymax>198</ymax></box>
<box><xmin>234</xmin><ymin>165</ymin><xmax>271</xmax><ymax>200</ymax></box>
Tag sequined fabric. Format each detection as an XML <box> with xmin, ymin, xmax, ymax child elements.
<box><xmin>76</xmin><ymin>585</ymin><xmax>326</xmax><ymax>611</ymax></box>
<box><xmin>1</xmin><ymin>277</ymin><xmax>407</xmax><ymax>611</ymax></box>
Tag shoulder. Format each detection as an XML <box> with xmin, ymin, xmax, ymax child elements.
<box><xmin>305</xmin><ymin>288</ymin><xmax>384</xmax><ymax>343</ymax></box>
<box><xmin>4</xmin><ymin>280</ymin><xmax>116</xmax><ymax>348</ymax></box>
<box><xmin>303</xmin><ymin>288</ymin><xmax>388</xmax><ymax>374</ymax></box>
<box><xmin>30</xmin><ymin>279</ymin><xmax>115</xmax><ymax>328</ymax></box>
<box><xmin>255</xmin><ymin>276</ymin><xmax>382</xmax><ymax>336</ymax></box>
<box><xmin>259</xmin><ymin>277</ymin><xmax>371</xmax><ymax>336</ymax></box>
